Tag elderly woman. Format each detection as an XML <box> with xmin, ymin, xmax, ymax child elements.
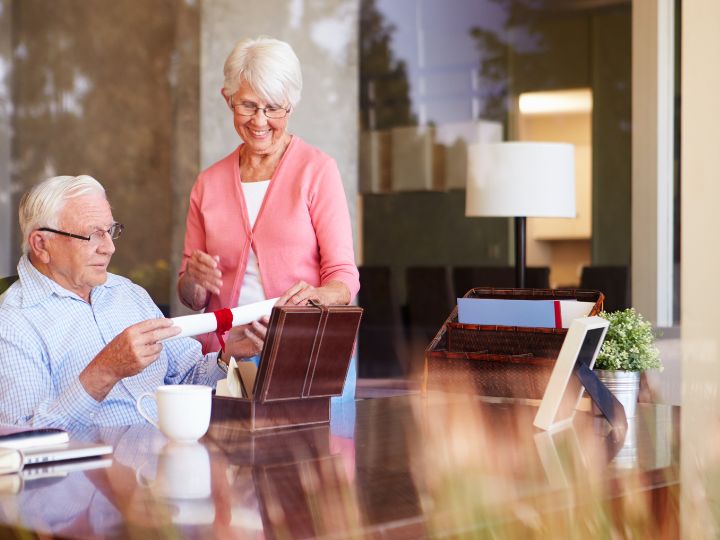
<box><xmin>177</xmin><ymin>36</ymin><xmax>359</xmax><ymax>361</ymax></box>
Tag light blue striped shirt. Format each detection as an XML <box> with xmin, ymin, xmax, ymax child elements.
<box><xmin>0</xmin><ymin>256</ymin><xmax>225</xmax><ymax>428</ymax></box>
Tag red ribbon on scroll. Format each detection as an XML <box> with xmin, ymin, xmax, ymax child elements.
<box><xmin>213</xmin><ymin>308</ymin><xmax>233</xmax><ymax>351</ymax></box>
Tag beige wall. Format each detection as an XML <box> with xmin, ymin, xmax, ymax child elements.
<box><xmin>681</xmin><ymin>0</ymin><xmax>720</xmax><ymax>537</ymax></box>
<box><xmin>632</xmin><ymin>0</ymin><xmax>675</xmax><ymax>327</ymax></box>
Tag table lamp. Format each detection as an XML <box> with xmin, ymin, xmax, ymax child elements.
<box><xmin>465</xmin><ymin>142</ymin><xmax>576</xmax><ymax>288</ymax></box>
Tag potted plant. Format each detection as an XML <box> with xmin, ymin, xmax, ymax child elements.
<box><xmin>594</xmin><ymin>308</ymin><xmax>662</xmax><ymax>418</ymax></box>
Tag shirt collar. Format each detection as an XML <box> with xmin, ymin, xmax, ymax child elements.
<box><xmin>17</xmin><ymin>255</ymin><xmax>122</xmax><ymax>308</ymax></box>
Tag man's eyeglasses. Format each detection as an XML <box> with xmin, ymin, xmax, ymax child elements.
<box><xmin>229</xmin><ymin>97</ymin><xmax>290</xmax><ymax>119</ymax></box>
<box><xmin>39</xmin><ymin>222</ymin><xmax>124</xmax><ymax>245</ymax></box>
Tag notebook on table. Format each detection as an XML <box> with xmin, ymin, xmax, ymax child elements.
<box><xmin>21</xmin><ymin>441</ymin><xmax>113</xmax><ymax>466</ymax></box>
<box><xmin>0</xmin><ymin>426</ymin><xmax>113</xmax><ymax>478</ymax></box>
<box><xmin>0</xmin><ymin>427</ymin><xmax>69</xmax><ymax>450</ymax></box>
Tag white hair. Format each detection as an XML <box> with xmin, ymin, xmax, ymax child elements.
<box><xmin>19</xmin><ymin>175</ymin><xmax>106</xmax><ymax>254</ymax></box>
<box><xmin>223</xmin><ymin>36</ymin><xmax>303</xmax><ymax>108</ymax></box>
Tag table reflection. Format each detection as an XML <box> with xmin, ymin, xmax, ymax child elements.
<box><xmin>0</xmin><ymin>396</ymin><xmax>679</xmax><ymax>539</ymax></box>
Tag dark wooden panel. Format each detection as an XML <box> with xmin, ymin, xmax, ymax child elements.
<box><xmin>211</xmin><ymin>395</ymin><xmax>330</xmax><ymax>431</ymax></box>
<box><xmin>307</xmin><ymin>310</ymin><xmax>362</xmax><ymax>397</ymax></box>
<box><xmin>207</xmin><ymin>424</ymin><xmax>332</xmax><ymax>466</ymax></box>
<box><xmin>251</xmin><ymin>398</ymin><xmax>330</xmax><ymax>431</ymax></box>
<box><xmin>259</xmin><ymin>309</ymin><xmax>321</xmax><ymax>401</ymax></box>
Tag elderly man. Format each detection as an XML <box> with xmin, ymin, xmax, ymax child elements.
<box><xmin>0</xmin><ymin>175</ymin><xmax>265</xmax><ymax>428</ymax></box>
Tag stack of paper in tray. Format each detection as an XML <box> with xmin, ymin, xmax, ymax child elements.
<box><xmin>216</xmin><ymin>358</ymin><xmax>258</xmax><ymax>399</ymax></box>
<box><xmin>457</xmin><ymin>298</ymin><xmax>595</xmax><ymax>328</ymax></box>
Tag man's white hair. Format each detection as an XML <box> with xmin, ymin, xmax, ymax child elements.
<box><xmin>223</xmin><ymin>36</ymin><xmax>303</xmax><ymax>108</ymax></box>
<box><xmin>19</xmin><ymin>175</ymin><xmax>106</xmax><ymax>254</ymax></box>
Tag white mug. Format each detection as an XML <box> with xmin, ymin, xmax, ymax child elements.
<box><xmin>136</xmin><ymin>441</ymin><xmax>212</xmax><ymax>501</ymax></box>
<box><xmin>136</xmin><ymin>385</ymin><xmax>212</xmax><ymax>442</ymax></box>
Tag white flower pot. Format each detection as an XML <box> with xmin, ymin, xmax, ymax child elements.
<box><xmin>592</xmin><ymin>369</ymin><xmax>641</xmax><ymax>418</ymax></box>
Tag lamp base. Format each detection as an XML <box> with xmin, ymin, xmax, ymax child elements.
<box><xmin>515</xmin><ymin>216</ymin><xmax>526</xmax><ymax>288</ymax></box>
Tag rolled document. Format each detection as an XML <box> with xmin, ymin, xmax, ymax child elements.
<box><xmin>165</xmin><ymin>298</ymin><xmax>278</xmax><ymax>341</ymax></box>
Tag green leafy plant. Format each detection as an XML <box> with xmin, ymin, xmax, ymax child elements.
<box><xmin>595</xmin><ymin>308</ymin><xmax>662</xmax><ymax>371</ymax></box>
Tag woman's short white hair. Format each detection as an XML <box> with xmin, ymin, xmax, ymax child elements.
<box><xmin>223</xmin><ymin>36</ymin><xmax>303</xmax><ymax>108</ymax></box>
<box><xmin>19</xmin><ymin>175</ymin><xmax>106</xmax><ymax>254</ymax></box>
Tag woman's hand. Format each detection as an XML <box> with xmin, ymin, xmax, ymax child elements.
<box><xmin>178</xmin><ymin>250</ymin><xmax>223</xmax><ymax>310</ymax></box>
<box><xmin>224</xmin><ymin>316</ymin><xmax>268</xmax><ymax>359</ymax></box>
<box><xmin>276</xmin><ymin>280</ymin><xmax>350</xmax><ymax>306</ymax></box>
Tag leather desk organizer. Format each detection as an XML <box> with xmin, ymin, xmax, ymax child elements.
<box><xmin>211</xmin><ymin>303</ymin><xmax>363</xmax><ymax>431</ymax></box>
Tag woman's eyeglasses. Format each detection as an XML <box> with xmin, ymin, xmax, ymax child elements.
<box><xmin>229</xmin><ymin>97</ymin><xmax>290</xmax><ymax>119</ymax></box>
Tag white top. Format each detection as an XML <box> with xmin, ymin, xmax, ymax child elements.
<box><xmin>237</xmin><ymin>180</ymin><xmax>270</xmax><ymax>307</ymax></box>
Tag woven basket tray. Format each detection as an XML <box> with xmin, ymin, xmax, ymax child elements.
<box><xmin>424</xmin><ymin>287</ymin><xmax>604</xmax><ymax>399</ymax></box>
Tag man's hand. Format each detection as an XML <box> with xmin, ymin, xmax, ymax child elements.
<box><xmin>224</xmin><ymin>317</ymin><xmax>269</xmax><ymax>360</ymax></box>
<box><xmin>80</xmin><ymin>318</ymin><xmax>181</xmax><ymax>401</ymax></box>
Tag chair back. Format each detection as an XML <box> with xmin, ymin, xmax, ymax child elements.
<box><xmin>452</xmin><ymin>266</ymin><xmax>550</xmax><ymax>298</ymax></box>
<box><xmin>406</xmin><ymin>266</ymin><xmax>453</xmax><ymax>340</ymax></box>
<box><xmin>357</xmin><ymin>266</ymin><xmax>406</xmax><ymax>377</ymax></box>
<box><xmin>0</xmin><ymin>275</ymin><xmax>19</xmax><ymax>305</ymax></box>
<box><xmin>579</xmin><ymin>265</ymin><xmax>630</xmax><ymax>312</ymax></box>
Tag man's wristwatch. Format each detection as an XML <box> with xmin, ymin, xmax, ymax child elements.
<box><xmin>217</xmin><ymin>350</ymin><xmax>229</xmax><ymax>374</ymax></box>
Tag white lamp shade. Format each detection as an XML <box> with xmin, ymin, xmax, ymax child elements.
<box><xmin>466</xmin><ymin>142</ymin><xmax>576</xmax><ymax>218</ymax></box>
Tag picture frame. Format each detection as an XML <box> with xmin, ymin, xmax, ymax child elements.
<box><xmin>533</xmin><ymin>316</ymin><xmax>610</xmax><ymax>431</ymax></box>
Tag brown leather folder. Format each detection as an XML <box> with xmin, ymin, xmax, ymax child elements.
<box><xmin>212</xmin><ymin>303</ymin><xmax>363</xmax><ymax>431</ymax></box>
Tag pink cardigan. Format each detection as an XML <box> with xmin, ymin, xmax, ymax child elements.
<box><xmin>180</xmin><ymin>136</ymin><xmax>360</xmax><ymax>353</ymax></box>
